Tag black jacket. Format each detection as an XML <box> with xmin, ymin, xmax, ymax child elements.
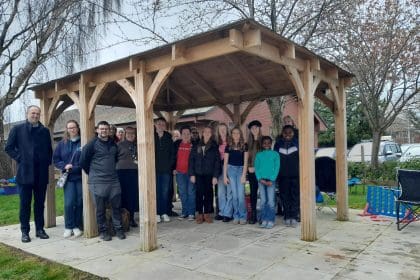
<box><xmin>188</xmin><ymin>140</ymin><xmax>220</xmax><ymax>177</ymax></box>
<box><xmin>79</xmin><ymin>137</ymin><xmax>119</xmax><ymax>184</ymax></box>
<box><xmin>154</xmin><ymin>131</ymin><xmax>174</xmax><ymax>174</ymax></box>
<box><xmin>5</xmin><ymin>121</ymin><xmax>52</xmax><ymax>186</ymax></box>
<box><xmin>274</xmin><ymin>138</ymin><xmax>299</xmax><ymax>179</ymax></box>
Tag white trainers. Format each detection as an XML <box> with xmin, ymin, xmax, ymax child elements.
<box><xmin>63</xmin><ymin>229</ymin><xmax>72</xmax><ymax>238</ymax></box>
<box><xmin>162</xmin><ymin>214</ymin><xmax>170</xmax><ymax>222</ymax></box>
<box><xmin>73</xmin><ymin>228</ymin><xmax>83</xmax><ymax>237</ymax></box>
<box><xmin>156</xmin><ymin>215</ymin><xmax>161</xmax><ymax>223</ymax></box>
<box><xmin>187</xmin><ymin>215</ymin><xmax>195</xmax><ymax>221</ymax></box>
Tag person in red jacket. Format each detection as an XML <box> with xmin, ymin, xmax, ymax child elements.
<box><xmin>173</xmin><ymin>126</ymin><xmax>195</xmax><ymax>221</ymax></box>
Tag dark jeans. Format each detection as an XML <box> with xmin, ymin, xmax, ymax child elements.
<box><xmin>278</xmin><ymin>177</ymin><xmax>300</xmax><ymax>220</ymax></box>
<box><xmin>64</xmin><ymin>180</ymin><xmax>83</xmax><ymax>229</ymax></box>
<box><xmin>93</xmin><ymin>192</ymin><xmax>123</xmax><ymax>233</ymax></box>
<box><xmin>156</xmin><ymin>173</ymin><xmax>170</xmax><ymax>215</ymax></box>
<box><xmin>18</xmin><ymin>183</ymin><xmax>47</xmax><ymax>234</ymax></box>
<box><xmin>248</xmin><ymin>171</ymin><xmax>259</xmax><ymax>214</ymax></box>
<box><xmin>195</xmin><ymin>175</ymin><xmax>214</xmax><ymax>214</ymax></box>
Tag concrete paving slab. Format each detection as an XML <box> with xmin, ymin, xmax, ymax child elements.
<box><xmin>1</xmin><ymin>208</ymin><xmax>419</xmax><ymax>279</ymax></box>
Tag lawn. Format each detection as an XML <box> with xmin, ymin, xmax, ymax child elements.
<box><xmin>0</xmin><ymin>243</ymin><xmax>107</xmax><ymax>280</ymax></box>
<box><xmin>0</xmin><ymin>188</ymin><xmax>64</xmax><ymax>226</ymax></box>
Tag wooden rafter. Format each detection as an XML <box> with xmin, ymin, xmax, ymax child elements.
<box><xmin>218</xmin><ymin>104</ymin><xmax>234</xmax><ymax>121</ymax></box>
<box><xmin>240</xmin><ymin>100</ymin><xmax>260</xmax><ymax>124</ymax></box>
<box><xmin>88</xmin><ymin>83</ymin><xmax>108</xmax><ymax>119</ymax></box>
<box><xmin>146</xmin><ymin>66</ymin><xmax>174</xmax><ymax>110</ymax></box>
<box><xmin>225</xmin><ymin>55</ymin><xmax>264</xmax><ymax>92</ymax></box>
<box><xmin>184</xmin><ymin>68</ymin><xmax>221</xmax><ymax>102</ymax></box>
<box><xmin>117</xmin><ymin>79</ymin><xmax>137</xmax><ymax>107</ymax></box>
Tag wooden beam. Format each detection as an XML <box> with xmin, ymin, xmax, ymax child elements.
<box><xmin>233</xmin><ymin>100</ymin><xmax>241</xmax><ymax>126</ymax></box>
<box><xmin>315</xmin><ymin>90</ymin><xmax>334</xmax><ymax>111</ymax></box>
<box><xmin>283</xmin><ymin>43</ymin><xmax>296</xmax><ymax>59</ymax></box>
<box><xmin>310</xmin><ymin>58</ymin><xmax>320</xmax><ymax>72</ymax></box>
<box><xmin>243</xmin><ymin>29</ymin><xmax>261</xmax><ymax>48</ymax></box>
<box><xmin>242</xmin><ymin>41</ymin><xmax>306</xmax><ymax>72</ymax></box>
<box><xmin>225</xmin><ymin>55</ymin><xmax>264</xmax><ymax>92</ymax></box>
<box><xmin>240</xmin><ymin>100</ymin><xmax>260</xmax><ymax>124</ymax></box>
<box><xmin>218</xmin><ymin>104</ymin><xmax>234</xmax><ymax>121</ymax></box>
<box><xmin>79</xmin><ymin>74</ymin><xmax>98</xmax><ymax>238</ymax></box>
<box><xmin>67</xmin><ymin>91</ymin><xmax>80</xmax><ymax>109</ymax></box>
<box><xmin>229</xmin><ymin>29</ymin><xmax>243</xmax><ymax>48</ymax></box>
<box><xmin>298</xmin><ymin>61</ymin><xmax>317</xmax><ymax>242</ymax></box>
<box><xmin>46</xmin><ymin>95</ymin><xmax>60</xmax><ymax>127</ymax></box>
<box><xmin>285</xmin><ymin>66</ymin><xmax>305</xmax><ymax>101</ymax></box>
<box><xmin>335</xmin><ymin>79</ymin><xmax>348</xmax><ymax>221</ymax></box>
<box><xmin>116</xmin><ymin>79</ymin><xmax>137</xmax><ymax>107</ymax></box>
<box><xmin>184</xmin><ymin>68</ymin><xmax>222</xmax><ymax>102</ymax></box>
<box><xmin>146</xmin><ymin>66</ymin><xmax>174</xmax><ymax>110</ymax></box>
<box><xmin>145</xmin><ymin>37</ymin><xmax>240</xmax><ymax>73</ymax></box>
<box><xmin>87</xmin><ymin>83</ymin><xmax>108</xmax><ymax>120</ymax></box>
<box><xmin>168</xmin><ymin>84</ymin><xmax>194</xmax><ymax>104</ymax></box>
<box><xmin>39</xmin><ymin>92</ymin><xmax>56</xmax><ymax>228</ymax></box>
<box><xmin>134</xmin><ymin>63</ymin><xmax>158</xmax><ymax>252</ymax></box>
<box><xmin>171</xmin><ymin>44</ymin><xmax>186</xmax><ymax>61</ymax></box>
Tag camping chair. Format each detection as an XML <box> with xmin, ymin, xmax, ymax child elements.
<box><xmin>396</xmin><ymin>169</ymin><xmax>420</xmax><ymax>231</ymax></box>
<box><xmin>315</xmin><ymin>157</ymin><xmax>336</xmax><ymax>213</ymax></box>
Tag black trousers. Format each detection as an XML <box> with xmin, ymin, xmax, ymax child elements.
<box><xmin>248</xmin><ymin>171</ymin><xmax>259</xmax><ymax>214</ymax></box>
<box><xmin>195</xmin><ymin>175</ymin><xmax>213</xmax><ymax>214</ymax></box>
<box><xmin>117</xmin><ymin>169</ymin><xmax>139</xmax><ymax>218</ymax></box>
<box><xmin>18</xmin><ymin>183</ymin><xmax>47</xmax><ymax>234</ymax></box>
<box><xmin>93</xmin><ymin>192</ymin><xmax>123</xmax><ymax>233</ymax></box>
<box><xmin>278</xmin><ymin>177</ymin><xmax>300</xmax><ymax>220</ymax></box>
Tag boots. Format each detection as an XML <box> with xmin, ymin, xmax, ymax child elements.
<box><xmin>204</xmin><ymin>213</ymin><xmax>213</xmax><ymax>223</ymax></box>
<box><xmin>196</xmin><ymin>213</ymin><xmax>204</xmax><ymax>224</ymax></box>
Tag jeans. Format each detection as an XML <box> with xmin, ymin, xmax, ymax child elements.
<box><xmin>217</xmin><ymin>174</ymin><xmax>233</xmax><ymax>217</ymax></box>
<box><xmin>227</xmin><ymin>165</ymin><xmax>246</xmax><ymax>221</ymax></box>
<box><xmin>64</xmin><ymin>180</ymin><xmax>83</xmax><ymax>229</ymax></box>
<box><xmin>259</xmin><ymin>181</ymin><xmax>276</xmax><ymax>223</ymax></box>
<box><xmin>18</xmin><ymin>183</ymin><xmax>47</xmax><ymax>233</ymax></box>
<box><xmin>156</xmin><ymin>173</ymin><xmax>170</xmax><ymax>215</ymax></box>
<box><xmin>176</xmin><ymin>172</ymin><xmax>196</xmax><ymax>216</ymax></box>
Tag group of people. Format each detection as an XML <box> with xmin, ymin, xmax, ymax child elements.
<box><xmin>155</xmin><ymin>115</ymin><xmax>300</xmax><ymax>229</ymax></box>
<box><xmin>5</xmin><ymin>105</ymin><xmax>300</xmax><ymax>244</ymax></box>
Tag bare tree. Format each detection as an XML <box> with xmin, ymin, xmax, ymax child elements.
<box><xmin>0</xmin><ymin>0</ymin><xmax>121</xmax><ymax>178</ymax></box>
<box><xmin>331</xmin><ymin>0</ymin><xmax>419</xmax><ymax>167</ymax></box>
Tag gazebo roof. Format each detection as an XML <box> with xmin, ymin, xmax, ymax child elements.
<box><xmin>31</xmin><ymin>19</ymin><xmax>352</xmax><ymax>112</ymax></box>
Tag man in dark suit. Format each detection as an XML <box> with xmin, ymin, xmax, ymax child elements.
<box><xmin>5</xmin><ymin>105</ymin><xmax>52</xmax><ymax>243</ymax></box>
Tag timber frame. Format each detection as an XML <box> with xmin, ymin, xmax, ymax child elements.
<box><xmin>32</xmin><ymin>19</ymin><xmax>352</xmax><ymax>251</ymax></box>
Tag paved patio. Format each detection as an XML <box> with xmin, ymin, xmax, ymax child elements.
<box><xmin>0</xmin><ymin>208</ymin><xmax>419</xmax><ymax>280</ymax></box>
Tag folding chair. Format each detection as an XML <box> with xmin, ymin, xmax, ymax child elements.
<box><xmin>396</xmin><ymin>169</ymin><xmax>420</xmax><ymax>231</ymax></box>
<box><xmin>315</xmin><ymin>157</ymin><xmax>336</xmax><ymax>213</ymax></box>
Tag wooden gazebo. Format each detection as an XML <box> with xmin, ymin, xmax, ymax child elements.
<box><xmin>31</xmin><ymin>20</ymin><xmax>352</xmax><ymax>252</ymax></box>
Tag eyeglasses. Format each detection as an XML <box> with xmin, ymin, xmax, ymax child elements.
<box><xmin>67</xmin><ymin>127</ymin><xmax>78</xmax><ymax>130</ymax></box>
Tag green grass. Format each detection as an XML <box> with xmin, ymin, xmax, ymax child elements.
<box><xmin>0</xmin><ymin>243</ymin><xmax>107</xmax><ymax>280</ymax></box>
<box><xmin>319</xmin><ymin>184</ymin><xmax>367</xmax><ymax>209</ymax></box>
<box><xmin>0</xmin><ymin>188</ymin><xmax>64</xmax><ymax>226</ymax></box>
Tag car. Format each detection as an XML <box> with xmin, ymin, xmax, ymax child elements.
<box><xmin>347</xmin><ymin>141</ymin><xmax>402</xmax><ymax>163</ymax></box>
<box><xmin>315</xmin><ymin>147</ymin><xmax>336</xmax><ymax>159</ymax></box>
<box><xmin>401</xmin><ymin>143</ymin><xmax>418</xmax><ymax>154</ymax></box>
<box><xmin>399</xmin><ymin>144</ymin><xmax>420</xmax><ymax>162</ymax></box>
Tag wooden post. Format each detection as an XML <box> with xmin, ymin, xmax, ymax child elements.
<box><xmin>335</xmin><ymin>80</ymin><xmax>349</xmax><ymax>221</ymax></box>
<box><xmin>135</xmin><ymin>63</ymin><xmax>158</xmax><ymax>252</ymax></box>
<box><xmin>297</xmin><ymin>61</ymin><xmax>317</xmax><ymax>241</ymax></box>
<box><xmin>39</xmin><ymin>93</ymin><xmax>56</xmax><ymax>228</ymax></box>
<box><xmin>79</xmin><ymin>74</ymin><xmax>98</xmax><ymax>237</ymax></box>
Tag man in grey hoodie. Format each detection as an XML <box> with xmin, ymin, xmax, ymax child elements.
<box><xmin>80</xmin><ymin>120</ymin><xmax>125</xmax><ymax>241</ymax></box>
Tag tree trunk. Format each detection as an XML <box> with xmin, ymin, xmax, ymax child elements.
<box><xmin>0</xmin><ymin>112</ymin><xmax>13</xmax><ymax>179</ymax></box>
<box><xmin>371</xmin><ymin>130</ymin><xmax>382</xmax><ymax>169</ymax></box>
<box><xmin>266</xmin><ymin>96</ymin><xmax>286</xmax><ymax>140</ymax></box>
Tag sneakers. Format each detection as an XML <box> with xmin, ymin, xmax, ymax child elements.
<box><xmin>156</xmin><ymin>215</ymin><xmax>161</xmax><ymax>223</ymax></box>
<box><xmin>223</xmin><ymin>217</ymin><xmax>232</xmax><ymax>223</ymax></box>
<box><xmin>162</xmin><ymin>214</ymin><xmax>170</xmax><ymax>222</ymax></box>
<box><xmin>283</xmin><ymin>219</ymin><xmax>291</xmax><ymax>226</ymax></box>
<box><xmin>73</xmin><ymin>228</ymin><xmax>83</xmax><ymax>237</ymax></box>
<box><xmin>260</xmin><ymin>221</ymin><xmax>268</xmax><ymax>228</ymax></box>
<box><xmin>214</xmin><ymin>214</ymin><xmax>223</xmax><ymax>221</ymax></box>
<box><xmin>63</xmin><ymin>229</ymin><xmax>72</xmax><ymax>238</ymax></box>
<box><xmin>239</xmin><ymin>220</ymin><xmax>247</xmax><ymax>225</ymax></box>
<box><xmin>187</xmin><ymin>215</ymin><xmax>195</xmax><ymax>221</ymax></box>
<box><xmin>232</xmin><ymin>219</ymin><xmax>239</xmax><ymax>225</ymax></box>
<box><xmin>266</xmin><ymin>222</ymin><xmax>274</xmax><ymax>229</ymax></box>
<box><xmin>177</xmin><ymin>215</ymin><xmax>188</xmax><ymax>221</ymax></box>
